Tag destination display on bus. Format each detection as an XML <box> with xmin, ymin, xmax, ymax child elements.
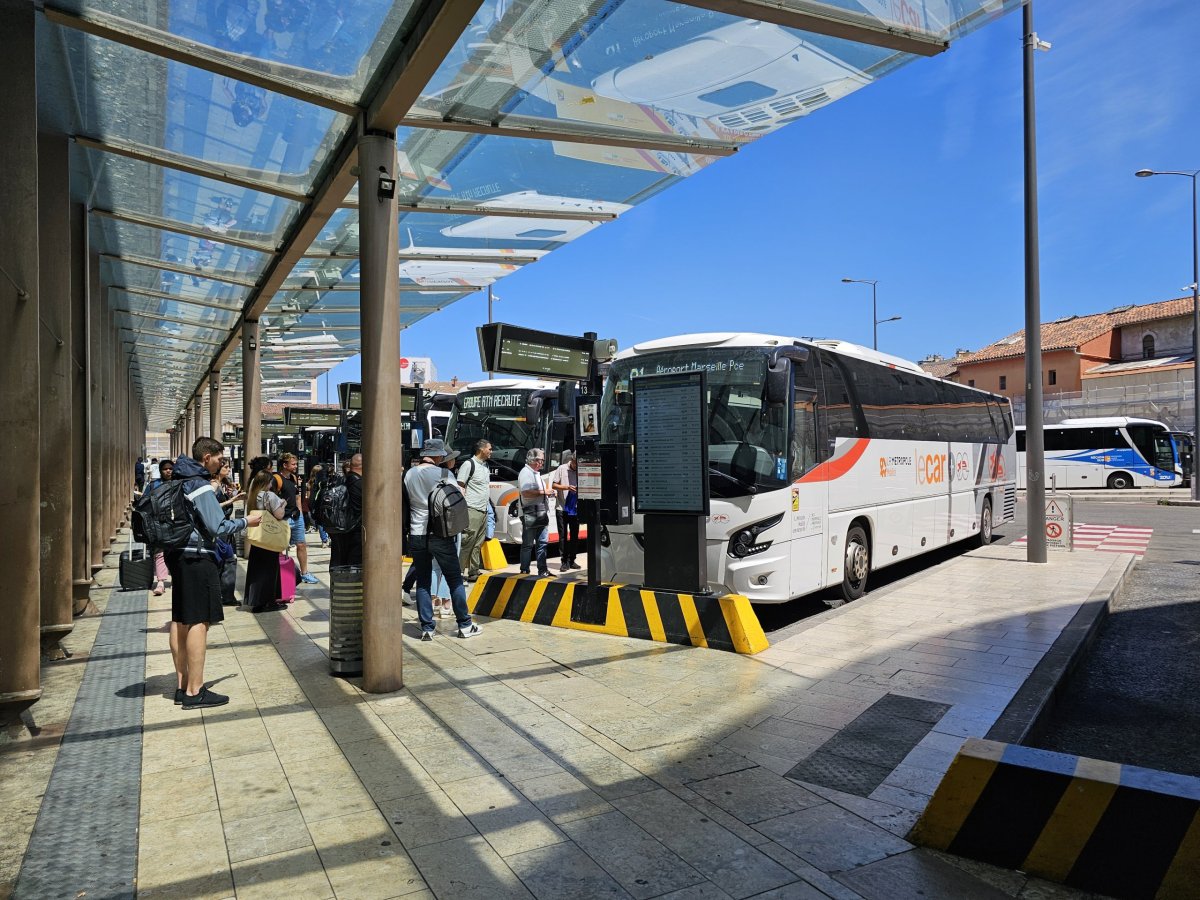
<box><xmin>284</xmin><ymin>408</ymin><xmax>343</xmax><ymax>427</ymax></box>
<box><xmin>477</xmin><ymin>323</ymin><xmax>592</xmax><ymax>380</ymax></box>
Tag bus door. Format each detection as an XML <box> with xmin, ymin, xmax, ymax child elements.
<box><xmin>788</xmin><ymin>353</ymin><xmax>836</xmax><ymax>597</ymax></box>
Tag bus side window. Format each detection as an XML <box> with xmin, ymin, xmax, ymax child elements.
<box><xmin>816</xmin><ymin>352</ymin><xmax>866</xmax><ymax>458</ymax></box>
<box><xmin>792</xmin><ymin>389</ymin><xmax>818</xmax><ymax>478</ymax></box>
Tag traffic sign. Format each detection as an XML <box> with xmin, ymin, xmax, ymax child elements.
<box><xmin>1044</xmin><ymin>495</ymin><xmax>1073</xmax><ymax>551</ymax></box>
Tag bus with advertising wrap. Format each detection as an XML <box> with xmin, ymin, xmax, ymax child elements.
<box><xmin>599</xmin><ymin>333</ymin><xmax>1017</xmax><ymax>605</ymax></box>
<box><xmin>445</xmin><ymin>379</ymin><xmax>576</xmax><ymax>545</ymax></box>
<box><xmin>1014</xmin><ymin>418</ymin><xmax>1181</xmax><ymax>490</ymax></box>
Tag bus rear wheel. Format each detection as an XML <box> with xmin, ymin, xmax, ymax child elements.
<box><xmin>1107</xmin><ymin>472</ymin><xmax>1133</xmax><ymax>490</ymax></box>
<box><xmin>840</xmin><ymin>525</ymin><xmax>870</xmax><ymax>603</ymax></box>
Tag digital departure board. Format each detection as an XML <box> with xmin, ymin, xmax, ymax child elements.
<box><xmin>633</xmin><ymin>371</ymin><xmax>710</xmax><ymax>516</ymax></box>
<box><xmin>477</xmin><ymin>323</ymin><xmax>592</xmax><ymax>380</ymax></box>
<box><xmin>260</xmin><ymin>420</ymin><xmax>288</xmax><ymax>435</ymax></box>
<box><xmin>284</xmin><ymin>408</ymin><xmax>343</xmax><ymax>427</ymax></box>
<box><xmin>399</xmin><ymin>389</ymin><xmax>417</xmax><ymax>412</ymax></box>
<box><xmin>338</xmin><ymin>382</ymin><xmax>362</xmax><ymax>410</ymax></box>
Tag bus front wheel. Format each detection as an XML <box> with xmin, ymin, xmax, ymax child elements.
<box><xmin>840</xmin><ymin>525</ymin><xmax>870</xmax><ymax>603</ymax></box>
<box><xmin>1107</xmin><ymin>472</ymin><xmax>1133</xmax><ymax>490</ymax></box>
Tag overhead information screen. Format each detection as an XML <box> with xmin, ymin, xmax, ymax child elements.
<box><xmin>284</xmin><ymin>408</ymin><xmax>343</xmax><ymax>427</ymax></box>
<box><xmin>400</xmin><ymin>390</ymin><xmax>418</xmax><ymax>413</ymax></box>
<box><xmin>478</xmin><ymin>323</ymin><xmax>592</xmax><ymax>380</ymax></box>
<box><xmin>634</xmin><ymin>371</ymin><xmax>710</xmax><ymax>516</ymax></box>
<box><xmin>338</xmin><ymin>382</ymin><xmax>362</xmax><ymax>410</ymax></box>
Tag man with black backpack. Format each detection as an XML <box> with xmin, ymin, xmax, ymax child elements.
<box><xmin>403</xmin><ymin>439</ymin><xmax>480</xmax><ymax>642</ymax></box>
<box><xmin>327</xmin><ymin>453</ymin><xmax>363</xmax><ymax>568</ymax></box>
<box><xmin>167</xmin><ymin>437</ymin><xmax>262</xmax><ymax>710</ymax></box>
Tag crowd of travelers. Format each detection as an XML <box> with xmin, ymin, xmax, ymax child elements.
<box><xmin>134</xmin><ymin>429</ymin><xmax>582</xmax><ymax>710</ymax></box>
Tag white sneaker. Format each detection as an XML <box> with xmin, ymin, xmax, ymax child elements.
<box><xmin>457</xmin><ymin>623</ymin><xmax>482</xmax><ymax>639</ymax></box>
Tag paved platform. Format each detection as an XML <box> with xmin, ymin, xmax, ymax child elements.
<box><xmin>1</xmin><ymin>537</ymin><xmax>1134</xmax><ymax>899</ymax></box>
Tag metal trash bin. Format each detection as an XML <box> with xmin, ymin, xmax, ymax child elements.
<box><xmin>329</xmin><ymin>565</ymin><xmax>364</xmax><ymax>677</ymax></box>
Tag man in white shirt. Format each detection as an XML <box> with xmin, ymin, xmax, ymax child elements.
<box><xmin>456</xmin><ymin>439</ymin><xmax>492</xmax><ymax>580</ymax></box>
<box><xmin>403</xmin><ymin>438</ymin><xmax>482</xmax><ymax>641</ymax></box>
<box><xmin>518</xmin><ymin>448</ymin><xmax>551</xmax><ymax>577</ymax></box>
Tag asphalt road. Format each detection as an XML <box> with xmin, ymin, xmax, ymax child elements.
<box><xmin>755</xmin><ymin>492</ymin><xmax>1200</xmax><ymax>776</ymax></box>
<box><xmin>1001</xmin><ymin>496</ymin><xmax>1200</xmax><ymax>776</ymax></box>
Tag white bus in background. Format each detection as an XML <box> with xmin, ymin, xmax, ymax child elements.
<box><xmin>599</xmin><ymin>333</ymin><xmax>1016</xmax><ymax>606</ymax></box>
<box><xmin>445</xmin><ymin>379</ymin><xmax>576</xmax><ymax>546</ymax></box>
<box><xmin>1015</xmin><ymin>418</ymin><xmax>1181</xmax><ymax>490</ymax></box>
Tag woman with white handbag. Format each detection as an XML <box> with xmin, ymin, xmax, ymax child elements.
<box><xmin>243</xmin><ymin>469</ymin><xmax>290</xmax><ymax>613</ymax></box>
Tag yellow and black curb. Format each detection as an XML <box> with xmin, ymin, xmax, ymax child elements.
<box><xmin>910</xmin><ymin>738</ymin><xmax>1200</xmax><ymax>899</ymax></box>
<box><xmin>466</xmin><ymin>574</ymin><xmax>768</xmax><ymax>655</ymax></box>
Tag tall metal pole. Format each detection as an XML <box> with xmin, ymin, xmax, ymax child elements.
<box><xmin>871</xmin><ymin>282</ymin><xmax>878</xmax><ymax>351</ymax></box>
<box><xmin>1023</xmin><ymin>0</ymin><xmax>1047</xmax><ymax>563</ymax></box>
<box><xmin>209</xmin><ymin>370</ymin><xmax>220</xmax><ymax>439</ymax></box>
<box><xmin>1191</xmin><ymin>175</ymin><xmax>1199</xmax><ymax>501</ymax></box>
<box><xmin>487</xmin><ymin>284</ymin><xmax>493</xmax><ymax>380</ymax></box>
<box><xmin>358</xmin><ymin>131</ymin><xmax>404</xmax><ymax>693</ymax></box>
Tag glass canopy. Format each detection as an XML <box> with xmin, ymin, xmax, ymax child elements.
<box><xmin>38</xmin><ymin>0</ymin><xmax>1020</xmax><ymax>429</ymax></box>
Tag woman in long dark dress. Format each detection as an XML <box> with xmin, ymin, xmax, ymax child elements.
<box><xmin>244</xmin><ymin>469</ymin><xmax>287</xmax><ymax>613</ymax></box>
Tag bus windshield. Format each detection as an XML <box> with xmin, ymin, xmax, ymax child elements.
<box><xmin>1128</xmin><ymin>423</ymin><xmax>1177</xmax><ymax>472</ymax></box>
<box><xmin>602</xmin><ymin>347</ymin><xmax>789</xmax><ymax>496</ymax></box>
<box><xmin>447</xmin><ymin>389</ymin><xmax>536</xmax><ymax>479</ymax></box>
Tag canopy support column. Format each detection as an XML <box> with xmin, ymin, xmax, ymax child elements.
<box><xmin>358</xmin><ymin>131</ymin><xmax>404</xmax><ymax>694</ymax></box>
<box><xmin>242</xmin><ymin>321</ymin><xmax>260</xmax><ymax>486</ymax></box>
<box><xmin>0</xmin><ymin>0</ymin><xmax>43</xmax><ymax>725</ymax></box>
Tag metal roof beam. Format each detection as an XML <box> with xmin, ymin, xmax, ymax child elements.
<box><xmin>301</xmin><ymin>248</ymin><xmax>544</xmax><ymax>265</ymax></box>
<box><xmin>75</xmin><ymin>136</ymin><xmax>311</xmax><ymax>203</ymax></box>
<box><xmin>398</xmin><ymin>114</ymin><xmax>740</xmax><ymax>157</ymax></box>
<box><xmin>351</xmin><ymin>198</ymin><xmax>620</xmax><ymax>220</ymax></box>
<box><xmin>118</xmin><ymin>309</ymin><xmax>238</xmax><ymax>330</ymax></box>
<box><xmin>102</xmin><ymin>252</ymin><xmax>259</xmax><ymax>288</ymax></box>
<box><xmin>123</xmin><ymin>326</ymin><xmax>227</xmax><ymax>346</ymax></box>
<box><xmin>281</xmin><ymin>284</ymin><xmax>478</xmax><ymax>293</ymax></box>
<box><xmin>667</xmin><ymin>0</ymin><xmax>948</xmax><ymax>56</ymax></box>
<box><xmin>112</xmin><ymin>286</ymin><xmax>245</xmax><ymax>314</ymax></box>
<box><xmin>91</xmin><ymin>208</ymin><xmax>277</xmax><ymax>254</ymax></box>
<box><xmin>43</xmin><ymin>5</ymin><xmax>360</xmax><ymax>115</ymax></box>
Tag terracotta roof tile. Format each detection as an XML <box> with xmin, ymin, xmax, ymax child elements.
<box><xmin>919</xmin><ymin>359</ymin><xmax>959</xmax><ymax>379</ymax></box>
<box><xmin>955</xmin><ymin>296</ymin><xmax>1195</xmax><ymax>364</ymax></box>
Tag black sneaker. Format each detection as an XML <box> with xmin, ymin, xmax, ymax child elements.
<box><xmin>182</xmin><ymin>688</ymin><xmax>229</xmax><ymax>710</ymax></box>
<box><xmin>568</xmin><ymin>561</ymin><xmax>582</xmax><ymax>570</ymax></box>
<box><xmin>174</xmin><ymin>688</ymin><xmax>185</xmax><ymax>705</ymax></box>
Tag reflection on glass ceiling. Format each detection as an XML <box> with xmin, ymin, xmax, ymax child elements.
<box><xmin>43</xmin><ymin>0</ymin><xmax>1019</xmax><ymax>428</ymax></box>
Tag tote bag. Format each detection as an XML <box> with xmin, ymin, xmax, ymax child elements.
<box><xmin>246</xmin><ymin>516</ymin><xmax>290</xmax><ymax>553</ymax></box>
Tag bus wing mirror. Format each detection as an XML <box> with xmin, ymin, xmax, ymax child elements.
<box><xmin>526</xmin><ymin>396</ymin><xmax>544</xmax><ymax>424</ymax></box>
<box><xmin>767</xmin><ymin>345</ymin><xmax>810</xmax><ymax>405</ymax></box>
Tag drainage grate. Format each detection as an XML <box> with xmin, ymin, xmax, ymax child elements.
<box><xmin>785</xmin><ymin>693</ymin><xmax>950</xmax><ymax>797</ymax></box>
<box><xmin>14</xmin><ymin>590</ymin><xmax>148</xmax><ymax>900</ymax></box>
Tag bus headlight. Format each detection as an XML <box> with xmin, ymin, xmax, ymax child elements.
<box><xmin>727</xmin><ymin>513</ymin><xmax>783</xmax><ymax>559</ymax></box>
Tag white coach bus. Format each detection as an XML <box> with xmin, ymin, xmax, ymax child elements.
<box><xmin>1015</xmin><ymin>418</ymin><xmax>1181</xmax><ymax>490</ymax></box>
<box><xmin>599</xmin><ymin>333</ymin><xmax>1017</xmax><ymax>606</ymax></box>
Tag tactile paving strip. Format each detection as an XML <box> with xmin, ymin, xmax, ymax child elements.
<box><xmin>785</xmin><ymin>693</ymin><xmax>950</xmax><ymax>797</ymax></box>
<box><xmin>14</xmin><ymin>589</ymin><xmax>147</xmax><ymax>900</ymax></box>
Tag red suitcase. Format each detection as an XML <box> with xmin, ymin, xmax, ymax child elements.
<box><xmin>279</xmin><ymin>553</ymin><xmax>298</xmax><ymax>602</ymax></box>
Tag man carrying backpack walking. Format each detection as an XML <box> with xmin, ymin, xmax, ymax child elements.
<box><xmin>168</xmin><ymin>437</ymin><xmax>261</xmax><ymax>709</ymax></box>
<box><xmin>403</xmin><ymin>439</ymin><xmax>481</xmax><ymax>642</ymax></box>
<box><xmin>457</xmin><ymin>439</ymin><xmax>492</xmax><ymax>580</ymax></box>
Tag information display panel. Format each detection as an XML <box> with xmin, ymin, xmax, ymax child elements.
<box><xmin>399</xmin><ymin>389</ymin><xmax>418</xmax><ymax>413</ymax></box>
<box><xmin>284</xmin><ymin>408</ymin><xmax>343</xmax><ymax>427</ymax></box>
<box><xmin>260</xmin><ymin>420</ymin><xmax>288</xmax><ymax>435</ymax></box>
<box><xmin>633</xmin><ymin>371</ymin><xmax>709</xmax><ymax>516</ymax></box>
<box><xmin>338</xmin><ymin>382</ymin><xmax>362</xmax><ymax>410</ymax></box>
<box><xmin>477</xmin><ymin>323</ymin><xmax>592</xmax><ymax>380</ymax></box>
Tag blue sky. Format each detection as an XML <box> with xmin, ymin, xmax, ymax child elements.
<box><xmin>320</xmin><ymin>0</ymin><xmax>1199</xmax><ymax>399</ymax></box>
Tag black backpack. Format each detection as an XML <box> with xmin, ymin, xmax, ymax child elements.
<box><xmin>427</xmin><ymin>479</ymin><xmax>470</xmax><ymax>538</ymax></box>
<box><xmin>319</xmin><ymin>476</ymin><xmax>357</xmax><ymax>535</ymax></box>
<box><xmin>132</xmin><ymin>481</ymin><xmax>194</xmax><ymax>550</ymax></box>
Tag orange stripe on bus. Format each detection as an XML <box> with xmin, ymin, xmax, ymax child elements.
<box><xmin>798</xmin><ymin>438</ymin><xmax>871</xmax><ymax>484</ymax></box>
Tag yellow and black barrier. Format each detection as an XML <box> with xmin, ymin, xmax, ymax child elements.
<box><xmin>909</xmin><ymin>738</ymin><xmax>1200</xmax><ymax>899</ymax></box>
<box><xmin>466</xmin><ymin>574</ymin><xmax>768</xmax><ymax>655</ymax></box>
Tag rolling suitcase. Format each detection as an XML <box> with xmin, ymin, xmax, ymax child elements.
<box><xmin>119</xmin><ymin>534</ymin><xmax>154</xmax><ymax>591</ymax></box>
<box><xmin>279</xmin><ymin>553</ymin><xmax>298</xmax><ymax>602</ymax></box>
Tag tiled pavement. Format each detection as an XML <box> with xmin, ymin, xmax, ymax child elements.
<box><xmin>1</xmin><ymin>539</ymin><xmax>1132</xmax><ymax>900</ymax></box>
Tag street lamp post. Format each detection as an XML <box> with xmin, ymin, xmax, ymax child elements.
<box><xmin>841</xmin><ymin>278</ymin><xmax>901</xmax><ymax>350</ymax></box>
<box><xmin>1136</xmin><ymin>168</ymin><xmax>1200</xmax><ymax>501</ymax></box>
<box><xmin>486</xmin><ymin>284</ymin><xmax>500</xmax><ymax>380</ymax></box>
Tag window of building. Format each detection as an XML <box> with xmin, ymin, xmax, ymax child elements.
<box><xmin>1048</xmin><ymin>369</ymin><xmax>1057</xmax><ymax>386</ymax></box>
<box><xmin>999</xmin><ymin>375</ymin><xmax>1007</xmax><ymax>391</ymax></box>
<box><xmin>1143</xmin><ymin>334</ymin><xmax>1155</xmax><ymax>359</ymax></box>
<box><xmin>967</xmin><ymin>379</ymin><xmax>975</xmax><ymax>387</ymax></box>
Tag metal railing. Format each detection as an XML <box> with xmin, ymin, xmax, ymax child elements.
<box><xmin>1011</xmin><ymin>379</ymin><xmax>1195</xmax><ymax>431</ymax></box>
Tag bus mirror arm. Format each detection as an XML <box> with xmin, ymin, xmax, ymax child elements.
<box><xmin>767</xmin><ymin>345</ymin><xmax>810</xmax><ymax>405</ymax></box>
